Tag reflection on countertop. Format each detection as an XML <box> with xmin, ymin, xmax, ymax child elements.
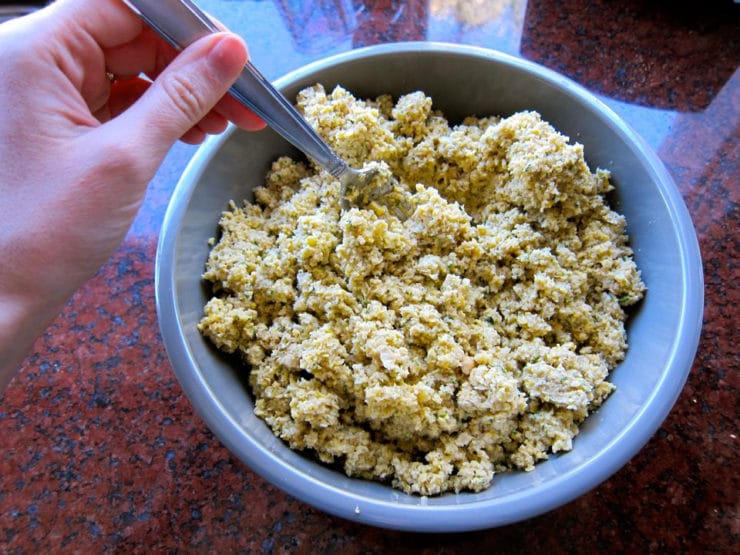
<box><xmin>0</xmin><ymin>0</ymin><xmax>737</xmax><ymax>552</ymax></box>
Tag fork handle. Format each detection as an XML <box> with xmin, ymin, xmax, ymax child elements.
<box><xmin>122</xmin><ymin>0</ymin><xmax>347</xmax><ymax>177</ymax></box>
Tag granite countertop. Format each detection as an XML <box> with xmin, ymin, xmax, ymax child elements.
<box><xmin>1</xmin><ymin>0</ymin><xmax>737</xmax><ymax>551</ymax></box>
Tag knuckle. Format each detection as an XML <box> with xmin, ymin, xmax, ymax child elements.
<box><xmin>161</xmin><ymin>73</ymin><xmax>208</xmax><ymax>123</ymax></box>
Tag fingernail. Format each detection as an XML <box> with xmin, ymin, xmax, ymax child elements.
<box><xmin>208</xmin><ymin>33</ymin><xmax>248</xmax><ymax>79</ymax></box>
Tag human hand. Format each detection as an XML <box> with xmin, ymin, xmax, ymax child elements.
<box><xmin>0</xmin><ymin>0</ymin><xmax>263</xmax><ymax>388</ymax></box>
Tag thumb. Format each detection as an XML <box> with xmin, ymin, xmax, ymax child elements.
<box><xmin>116</xmin><ymin>32</ymin><xmax>247</xmax><ymax>158</ymax></box>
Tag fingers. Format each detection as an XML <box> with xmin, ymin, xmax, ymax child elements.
<box><xmin>101</xmin><ymin>78</ymin><xmax>230</xmax><ymax>137</ymax></box>
<box><xmin>100</xmin><ymin>74</ymin><xmax>264</xmax><ymax>141</ymax></box>
<box><xmin>102</xmin><ymin>27</ymin><xmax>177</xmax><ymax>82</ymax></box>
<box><xmin>45</xmin><ymin>0</ymin><xmax>265</xmax><ymax>139</ymax></box>
<box><xmin>93</xmin><ymin>76</ymin><xmax>151</xmax><ymax>121</ymax></box>
<box><xmin>100</xmin><ymin>4</ymin><xmax>230</xmax><ymax>79</ymax></box>
<box><xmin>213</xmin><ymin>94</ymin><xmax>267</xmax><ymax>132</ymax></box>
<box><xmin>103</xmin><ymin>30</ymin><xmax>266</xmax><ymax>133</ymax></box>
<box><xmin>180</xmin><ymin>127</ymin><xmax>207</xmax><ymax>145</ymax></box>
<box><xmin>52</xmin><ymin>0</ymin><xmax>144</xmax><ymax>50</ymax></box>
<box><xmin>106</xmin><ymin>32</ymin><xmax>247</xmax><ymax>158</ymax></box>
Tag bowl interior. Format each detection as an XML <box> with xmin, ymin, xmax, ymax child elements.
<box><xmin>157</xmin><ymin>44</ymin><xmax>702</xmax><ymax>531</ymax></box>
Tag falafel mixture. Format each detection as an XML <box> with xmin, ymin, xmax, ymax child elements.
<box><xmin>199</xmin><ymin>85</ymin><xmax>645</xmax><ymax>496</ymax></box>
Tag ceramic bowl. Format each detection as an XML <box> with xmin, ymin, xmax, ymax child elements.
<box><xmin>155</xmin><ymin>43</ymin><xmax>703</xmax><ymax>531</ymax></box>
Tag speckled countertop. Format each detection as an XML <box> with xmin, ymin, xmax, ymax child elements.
<box><xmin>1</xmin><ymin>0</ymin><xmax>737</xmax><ymax>552</ymax></box>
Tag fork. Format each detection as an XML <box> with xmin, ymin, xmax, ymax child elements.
<box><xmin>123</xmin><ymin>0</ymin><xmax>408</xmax><ymax>216</ymax></box>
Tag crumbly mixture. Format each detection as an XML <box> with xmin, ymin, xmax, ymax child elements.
<box><xmin>199</xmin><ymin>85</ymin><xmax>645</xmax><ymax>496</ymax></box>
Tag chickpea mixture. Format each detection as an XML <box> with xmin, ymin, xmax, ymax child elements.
<box><xmin>199</xmin><ymin>85</ymin><xmax>645</xmax><ymax>496</ymax></box>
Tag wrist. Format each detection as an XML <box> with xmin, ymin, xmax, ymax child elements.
<box><xmin>0</xmin><ymin>287</ymin><xmax>65</xmax><ymax>391</ymax></box>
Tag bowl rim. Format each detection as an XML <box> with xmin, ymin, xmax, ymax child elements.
<box><xmin>155</xmin><ymin>42</ymin><xmax>704</xmax><ymax>531</ymax></box>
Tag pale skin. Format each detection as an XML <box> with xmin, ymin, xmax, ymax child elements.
<box><xmin>0</xmin><ymin>0</ymin><xmax>264</xmax><ymax>390</ymax></box>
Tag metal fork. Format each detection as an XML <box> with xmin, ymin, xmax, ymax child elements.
<box><xmin>123</xmin><ymin>0</ymin><xmax>408</xmax><ymax>216</ymax></box>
